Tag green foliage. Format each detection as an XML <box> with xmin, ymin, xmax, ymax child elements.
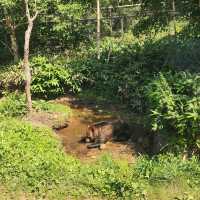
<box><xmin>0</xmin><ymin>62</ymin><xmax>24</xmax><ymax>93</ymax></box>
<box><xmin>134</xmin><ymin>154</ymin><xmax>200</xmax><ymax>200</ymax></box>
<box><xmin>0</xmin><ymin>0</ymin><xmax>18</xmax><ymax>8</ymax></box>
<box><xmin>0</xmin><ymin>116</ymin><xmax>145</xmax><ymax>199</ymax></box>
<box><xmin>0</xmin><ymin>56</ymin><xmax>86</xmax><ymax>98</ymax></box>
<box><xmin>134</xmin><ymin>154</ymin><xmax>200</xmax><ymax>184</ymax></box>
<box><xmin>1</xmin><ymin>1</ymin><xmax>200</xmax><ymax>198</ymax></box>
<box><xmin>52</xmin><ymin>3</ymin><xmax>90</xmax><ymax>48</ymax></box>
<box><xmin>31</xmin><ymin>56</ymin><xmax>82</xmax><ymax>97</ymax></box>
<box><xmin>33</xmin><ymin>2</ymin><xmax>92</xmax><ymax>52</ymax></box>
<box><xmin>67</xmin><ymin>35</ymin><xmax>151</xmax><ymax>112</ymax></box>
<box><xmin>32</xmin><ymin>99</ymin><xmax>71</xmax><ymax>115</ymax></box>
<box><xmin>69</xmin><ymin>28</ymin><xmax>200</xmax><ymax>111</ymax></box>
<box><xmin>81</xmin><ymin>155</ymin><xmax>147</xmax><ymax>199</ymax></box>
<box><xmin>0</xmin><ymin>58</ymin><xmax>82</xmax><ymax>98</ymax></box>
<box><xmin>1</xmin><ymin>27</ymin><xmax>200</xmax><ymax>111</ymax></box>
<box><xmin>0</xmin><ymin>93</ymin><xmax>71</xmax><ymax>121</ymax></box>
<box><xmin>146</xmin><ymin>71</ymin><xmax>200</xmax><ymax>153</ymax></box>
<box><xmin>0</xmin><ymin>116</ymin><xmax>81</xmax><ymax>197</ymax></box>
<box><xmin>0</xmin><ymin>93</ymin><xmax>27</xmax><ymax>117</ymax></box>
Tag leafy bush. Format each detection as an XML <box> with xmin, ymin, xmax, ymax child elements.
<box><xmin>31</xmin><ymin>56</ymin><xmax>82</xmax><ymax>97</ymax></box>
<box><xmin>0</xmin><ymin>63</ymin><xmax>24</xmax><ymax>93</ymax></box>
<box><xmin>67</xmin><ymin>35</ymin><xmax>151</xmax><ymax>112</ymax></box>
<box><xmin>79</xmin><ymin>154</ymin><xmax>200</xmax><ymax>199</ymax></box>
<box><xmin>0</xmin><ymin>56</ymin><xmax>86</xmax><ymax>98</ymax></box>
<box><xmin>0</xmin><ymin>93</ymin><xmax>27</xmax><ymax>117</ymax></box>
<box><xmin>146</xmin><ymin>71</ymin><xmax>200</xmax><ymax>154</ymax></box>
<box><xmin>81</xmin><ymin>155</ymin><xmax>147</xmax><ymax>199</ymax></box>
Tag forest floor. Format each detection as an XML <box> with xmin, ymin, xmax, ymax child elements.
<box><xmin>53</xmin><ymin>96</ymin><xmax>137</xmax><ymax>163</ymax></box>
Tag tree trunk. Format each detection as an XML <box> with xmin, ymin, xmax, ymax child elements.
<box><xmin>4</xmin><ymin>10</ymin><xmax>19</xmax><ymax>62</ymax></box>
<box><xmin>96</xmin><ymin>0</ymin><xmax>101</xmax><ymax>60</ymax></box>
<box><xmin>120</xmin><ymin>17</ymin><xmax>124</xmax><ymax>35</ymax></box>
<box><xmin>171</xmin><ymin>0</ymin><xmax>176</xmax><ymax>36</ymax></box>
<box><xmin>23</xmin><ymin>0</ymin><xmax>38</xmax><ymax>113</ymax></box>
<box><xmin>23</xmin><ymin>21</ymin><xmax>33</xmax><ymax>112</ymax></box>
<box><xmin>10</xmin><ymin>27</ymin><xmax>19</xmax><ymax>62</ymax></box>
<box><xmin>108</xmin><ymin>6</ymin><xmax>113</xmax><ymax>35</ymax></box>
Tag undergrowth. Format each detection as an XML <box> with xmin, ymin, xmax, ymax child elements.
<box><xmin>0</xmin><ymin>117</ymin><xmax>199</xmax><ymax>200</ymax></box>
<box><xmin>0</xmin><ymin>93</ymin><xmax>71</xmax><ymax>118</ymax></box>
<box><xmin>0</xmin><ymin>96</ymin><xmax>199</xmax><ymax>199</ymax></box>
<box><xmin>0</xmin><ymin>117</ymin><xmax>83</xmax><ymax>198</ymax></box>
<box><xmin>0</xmin><ymin>93</ymin><xmax>199</xmax><ymax>199</ymax></box>
<box><xmin>146</xmin><ymin>71</ymin><xmax>200</xmax><ymax>155</ymax></box>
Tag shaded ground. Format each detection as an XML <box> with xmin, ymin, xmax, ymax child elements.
<box><xmin>54</xmin><ymin>96</ymin><xmax>139</xmax><ymax>163</ymax></box>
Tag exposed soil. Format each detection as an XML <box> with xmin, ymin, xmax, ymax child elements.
<box><xmin>54</xmin><ymin>96</ymin><xmax>136</xmax><ymax>163</ymax></box>
<box><xmin>25</xmin><ymin>111</ymin><xmax>68</xmax><ymax>130</ymax></box>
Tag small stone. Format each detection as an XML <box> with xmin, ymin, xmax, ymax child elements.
<box><xmin>85</xmin><ymin>138</ymin><xmax>90</xmax><ymax>143</ymax></box>
<box><xmin>99</xmin><ymin>144</ymin><xmax>106</xmax><ymax>150</ymax></box>
<box><xmin>91</xmin><ymin>155</ymin><xmax>96</xmax><ymax>159</ymax></box>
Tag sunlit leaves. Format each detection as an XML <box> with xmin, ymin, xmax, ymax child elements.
<box><xmin>146</xmin><ymin>71</ymin><xmax>200</xmax><ymax>152</ymax></box>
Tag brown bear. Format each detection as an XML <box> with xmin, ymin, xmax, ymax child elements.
<box><xmin>84</xmin><ymin>119</ymin><xmax>129</xmax><ymax>149</ymax></box>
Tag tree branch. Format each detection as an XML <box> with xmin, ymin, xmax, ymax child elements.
<box><xmin>24</xmin><ymin>0</ymin><xmax>31</xmax><ymax>21</ymax></box>
<box><xmin>32</xmin><ymin>11</ymin><xmax>39</xmax><ymax>21</ymax></box>
<box><xmin>24</xmin><ymin>0</ymin><xmax>39</xmax><ymax>22</ymax></box>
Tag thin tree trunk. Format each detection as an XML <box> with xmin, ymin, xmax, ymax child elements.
<box><xmin>10</xmin><ymin>27</ymin><xmax>19</xmax><ymax>62</ymax></box>
<box><xmin>171</xmin><ymin>0</ymin><xmax>176</xmax><ymax>36</ymax></box>
<box><xmin>120</xmin><ymin>17</ymin><xmax>124</xmax><ymax>34</ymax></box>
<box><xmin>108</xmin><ymin>6</ymin><xmax>113</xmax><ymax>35</ymax></box>
<box><xmin>4</xmin><ymin>9</ymin><xmax>19</xmax><ymax>62</ymax></box>
<box><xmin>97</xmin><ymin>0</ymin><xmax>101</xmax><ymax>60</ymax></box>
<box><xmin>23</xmin><ymin>0</ymin><xmax>38</xmax><ymax>112</ymax></box>
<box><xmin>23</xmin><ymin>21</ymin><xmax>33</xmax><ymax>112</ymax></box>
